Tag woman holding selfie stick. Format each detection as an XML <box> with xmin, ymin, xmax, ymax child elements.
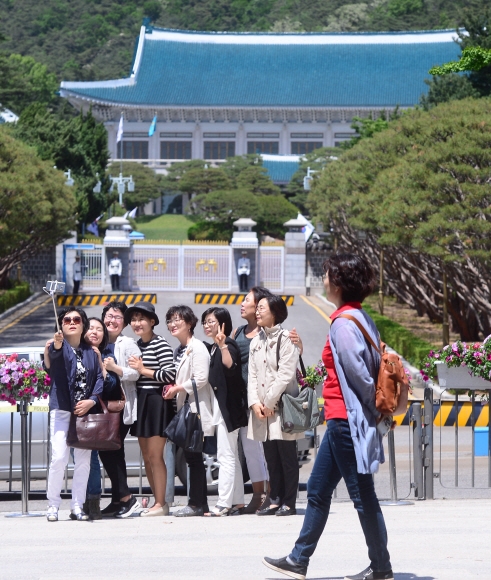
<box><xmin>127</xmin><ymin>302</ymin><xmax>176</xmax><ymax>517</ymax></box>
<box><xmin>45</xmin><ymin>307</ymin><xmax>103</xmax><ymax>522</ymax></box>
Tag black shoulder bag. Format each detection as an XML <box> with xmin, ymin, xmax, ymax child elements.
<box><xmin>163</xmin><ymin>379</ymin><xmax>204</xmax><ymax>453</ymax></box>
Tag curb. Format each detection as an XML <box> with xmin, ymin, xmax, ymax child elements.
<box><xmin>0</xmin><ymin>292</ymin><xmax>43</xmax><ymax>322</ymax></box>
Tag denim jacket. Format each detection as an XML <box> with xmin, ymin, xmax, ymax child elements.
<box><xmin>47</xmin><ymin>341</ymin><xmax>103</xmax><ymax>413</ymax></box>
<box><xmin>330</xmin><ymin>308</ymin><xmax>385</xmax><ymax>474</ymax></box>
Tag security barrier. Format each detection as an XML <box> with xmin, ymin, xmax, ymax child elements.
<box><xmin>57</xmin><ymin>293</ymin><xmax>157</xmax><ymax>307</ymax></box>
<box><xmin>195</xmin><ymin>293</ymin><xmax>295</xmax><ymax>306</ymax></box>
<box><xmin>393</xmin><ymin>400</ymin><xmax>489</xmax><ymax>427</ymax></box>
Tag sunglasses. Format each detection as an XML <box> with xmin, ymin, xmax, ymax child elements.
<box><xmin>63</xmin><ymin>316</ymin><xmax>82</xmax><ymax>325</ymax></box>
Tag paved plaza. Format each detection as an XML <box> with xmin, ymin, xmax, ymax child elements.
<box><xmin>1</xmin><ymin>292</ymin><xmax>490</xmax><ymax>578</ymax></box>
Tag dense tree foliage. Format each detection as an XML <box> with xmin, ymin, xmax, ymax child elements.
<box><xmin>0</xmin><ymin>129</ymin><xmax>77</xmax><ymax>286</ymax></box>
<box><xmin>9</xmin><ymin>105</ymin><xmax>109</xmax><ymax>226</ymax></box>
<box><xmin>1</xmin><ymin>0</ymin><xmax>490</xmax><ymax>81</ymax></box>
<box><xmin>308</xmin><ymin>98</ymin><xmax>491</xmax><ymax>341</ymax></box>
<box><xmin>422</xmin><ymin>9</ymin><xmax>491</xmax><ymax>107</ymax></box>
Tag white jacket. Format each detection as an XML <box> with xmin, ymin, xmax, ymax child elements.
<box><xmin>113</xmin><ymin>334</ymin><xmax>141</xmax><ymax>425</ymax></box>
<box><xmin>247</xmin><ymin>325</ymin><xmax>302</xmax><ymax>441</ymax></box>
<box><xmin>175</xmin><ymin>336</ymin><xmax>215</xmax><ymax>437</ymax></box>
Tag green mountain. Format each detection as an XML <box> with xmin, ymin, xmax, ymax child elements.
<box><xmin>0</xmin><ymin>0</ymin><xmax>488</xmax><ymax>81</ymax></box>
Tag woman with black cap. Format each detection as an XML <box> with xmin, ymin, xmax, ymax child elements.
<box><xmin>126</xmin><ymin>301</ymin><xmax>176</xmax><ymax>517</ymax></box>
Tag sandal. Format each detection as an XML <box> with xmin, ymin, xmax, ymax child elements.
<box><xmin>205</xmin><ymin>505</ymin><xmax>230</xmax><ymax>517</ymax></box>
<box><xmin>229</xmin><ymin>505</ymin><xmax>245</xmax><ymax>516</ymax></box>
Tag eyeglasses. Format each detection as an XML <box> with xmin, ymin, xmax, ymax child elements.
<box><xmin>105</xmin><ymin>314</ymin><xmax>123</xmax><ymax>321</ymax></box>
<box><xmin>256</xmin><ymin>307</ymin><xmax>268</xmax><ymax>313</ymax></box>
<box><xmin>166</xmin><ymin>318</ymin><xmax>183</xmax><ymax>326</ymax></box>
<box><xmin>63</xmin><ymin>316</ymin><xmax>82</xmax><ymax>325</ymax></box>
<box><xmin>202</xmin><ymin>320</ymin><xmax>217</xmax><ymax>327</ymax></box>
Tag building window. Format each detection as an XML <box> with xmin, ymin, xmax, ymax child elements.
<box><xmin>290</xmin><ymin>133</ymin><xmax>323</xmax><ymax>139</ymax></box>
<box><xmin>247</xmin><ymin>142</ymin><xmax>279</xmax><ymax>154</ymax></box>
<box><xmin>204</xmin><ymin>141</ymin><xmax>235</xmax><ymax>159</ymax></box>
<box><xmin>118</xmin><ymin>141</ymin><xmax>149</xmax><ymax>159</ymax></box>
<box><xmin>123</xmin><ymin>132</ymin><xmax>149</xmax><ymax>138</ymax></box>
<box><xmin>203</xmin><ymin>132</ymin><xmax>236</xmax><ymax>138</ymax></box>
<box><xmin>291</xmin><ymin>142</ymin><xmax>323</xmax><ymax>155</ymax></box>
<box><xmin>160</xmin><ymin>132</ymin><xmax>193</xmax><ymax>138</ymax></box>
<box><xmin>160</xmin><ymin>141</ymin><xmax>192</xmax><ymax>159</ymax></box>
<box><xmin>247</xmin><ymin>132</ymin><xmax>280</xmax><ymax>138</ymax></box>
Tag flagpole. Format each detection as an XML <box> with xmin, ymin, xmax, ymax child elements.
<box><xmin>120</xmin><ymin>112</ymin><xmax>123</xmax><ymax>176</ymax></box>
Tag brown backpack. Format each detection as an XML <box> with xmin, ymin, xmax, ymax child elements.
<box><xmin>337</xmin><ymin>313</ymin><xmax>409</xmax><ymax>417</ymax></box>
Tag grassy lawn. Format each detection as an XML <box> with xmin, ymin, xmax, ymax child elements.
<box><xmin>134</xmin><ymin>214</ymin><xmax>194</xmax><ymax>241</ymax></box>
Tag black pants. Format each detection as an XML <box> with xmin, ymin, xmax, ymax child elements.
<box><xmin>263</xmin><ymin>439</ymin><xmax>299</xmax><ymax>509</ymax></box>
<box><xmin>239</xmin><ymin>273</ymin><xmax>248</xmax><ymax>292</ymax></box>
<box><xmin>99</xmin><ymin>415</ymin><xmax>131</xmax><ymax>502</ymax></box>
<box><xmin>110</xmin><ymin>274</ymin><xmax>120</xmax><ymax>291</ymax></box>
<box><xmin>184</xmin><ymin>449</ymin><xmax>208</xmax><ymax>510</ymax></box>
<box><xmin>73</xmin><ymin>280</ymin><xmax>80</xmax><ymax>295</ymax></box>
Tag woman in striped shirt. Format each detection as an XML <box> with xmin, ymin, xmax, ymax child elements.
<box><xmin>127</xmin><ymin>302</ymin><xmax>176</xmax><ymax>517</ymax></box>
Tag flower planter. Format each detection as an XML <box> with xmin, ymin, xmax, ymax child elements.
<box><xmin>435</xmin><ymin>362</ymin><xmax>491</xmax><ymax>390</ymax></box>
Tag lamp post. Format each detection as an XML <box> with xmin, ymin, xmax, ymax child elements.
<box><xmin>303</xmin><ymin>167</ymin><xmax>318</xmax><ymax>191</ymax></box>
<box><xmin>109</xmin><ymin>173</ymin><xmax>135</xmax><ymax>206</ymax></box>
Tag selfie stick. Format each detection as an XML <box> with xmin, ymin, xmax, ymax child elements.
<box><xmin>43</xmin><ymin>280</ymin><xmax>66</xmax><ymax>333</ymax></box>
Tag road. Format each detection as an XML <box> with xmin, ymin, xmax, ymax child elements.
<box><xmin>0</xmin><ymin>291</ymin><xmax>334</xmax><ymax>369</ymax></box>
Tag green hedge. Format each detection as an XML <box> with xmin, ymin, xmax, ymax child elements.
<box><xmin>0</xmin><ymin>282</ymin><xmax>31</xmax><ymax>315</ymax></box>
<box><xmin>363</xmin><ymin>304</ymin><xmax>433</xmax><ymax>367</ymax></box>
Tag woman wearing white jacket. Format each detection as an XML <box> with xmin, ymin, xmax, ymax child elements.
<box><xmin>248</xmin><ymin>295</ymin><xmax>302</xmax><ymax>517</ymax></box>
<box><xmin>163</xmin><ymin>305</ymin><xmax>214</xmax><ymax>517</ymax></box>
<box><xmin>99</xmin><ymin>301</ymin><xmax>142</xmax><ymax>518</ymax></box>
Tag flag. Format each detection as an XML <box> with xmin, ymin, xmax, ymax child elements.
<box><xmin>148</xmin><ymin>115</ymin><xmax>157</xmax><ymax>137</ymax></box>
<box><xmin>123</xmin><ymin>211</ymin><xmax>129</xmax><ymax>219</ymax></box>
<box><xmin>128</xmin><ymin>207</ymin><xmax>138</xmax><ymax>219</ymax></box>
<box><xmin>297</xmin><ymin>213</ymin><xmax>315</xmax><ymax>242</ymax></box>
<box><xmin>87</xmin><ymin>221</ymin><xmax>99</xmax><ymax>236</ymax></box>
<box><xmin>116</xmin><ymin>115</ymin><xmax>124</xmax><ymax>143</ymax></box>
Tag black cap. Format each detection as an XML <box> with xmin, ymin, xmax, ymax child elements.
<box><xmin>124</xmin><ymin>301</ymin><xmax>159</xmax><ymax>326</ymax></box>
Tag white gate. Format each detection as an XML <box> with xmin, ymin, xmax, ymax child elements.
<box><xmin>80</xmin><ymin>246</ymin><xmax>104</xmax><ymax>291</ymax></box>
<box><xmin>260</xmin><ymin>246</ymin><xmax>284</xmax><ymax>292</ymax></box>
<box><xmin>131</xmin><ymin>245</ymin><xmax>180</xmax><ymax>290</ymax></box>
<box><xmin>131</xmin><ymin>243</ymin><xmax>232</xmax><ymax>291</ymax></box>
<box><xmin>182</xmin><ymin>246</ymin><xmax>232</xmax><ymax>291</ymax></box>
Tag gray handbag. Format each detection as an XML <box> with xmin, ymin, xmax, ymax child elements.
<box><xmin>276</xmin><ymin>334</ymin><xmax>322</xmax><ymax>434</ymax></box>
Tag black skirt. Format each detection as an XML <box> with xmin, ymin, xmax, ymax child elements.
<box><xmin>130</xmin><ymin>387</ymin><xmax>175</xmax><ymax>438</ymax></box>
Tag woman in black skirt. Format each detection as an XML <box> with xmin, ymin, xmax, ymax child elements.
<box><xmin>126</xmin><ymin>302</ymin><xmax>176</xmax><ymax>517</ymax></box>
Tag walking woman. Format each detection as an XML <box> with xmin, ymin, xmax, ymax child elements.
<box><xmin>201</xmin><ymin>307</ymin><xmax>248</xmax><ymax>516</ymax></box>
<box><xmin>127</xmin><ymin>301</ymin><xmax>176</xmax><ymax>517</ymax></box>
<box><xmin>263</xmin><ymin>253</ymin><xmax>393</xmax><ymax>580</ymax></box>
<box><xmin>163</xmin><ymin>305</ymin><xmax>214</xmax><ymax>517</ymax></box>
<box><xmin>99</xmin><ymin>301</ymin><xmax>141</xmax><ymax>518</ymax></box>
<box><xmin>45</xmin><ymin>308</ymin><xmax>103</xmax><ymax>522</ymax></box>
<box><xmin>248</xmin><ymin>295</ymin><xmax>302</xmax><ymax>517</ymax></box>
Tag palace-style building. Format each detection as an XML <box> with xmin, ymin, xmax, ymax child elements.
<box><xmin>60</xmin><ymin>25</ymin><xmax>459</xmax><ymax>167</ymax></box>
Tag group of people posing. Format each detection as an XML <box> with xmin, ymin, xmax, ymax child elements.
<box><xmin>44</xmin><ymin>286</ymin><xmax>303</xmax><ymax>522</ymax></box>
<box><xmin>44</xmin><ymin>252</ymin><xmax>393</xmax><ymax>580</ymax></box>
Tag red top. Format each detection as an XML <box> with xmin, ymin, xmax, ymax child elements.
<box><xmin>323</xmin><ymin>302</ymin><xmax>362</xmax><ymax>421</ymax></box>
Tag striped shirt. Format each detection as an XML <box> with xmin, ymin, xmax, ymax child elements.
<box><xmin>136</xmin><ymin>335</ymin><xmax>176</xmax><ymax>389</ymax></box>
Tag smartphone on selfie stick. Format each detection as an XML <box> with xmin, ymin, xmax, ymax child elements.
<box><xmin>43</xmin><ymin>280</ymin><xmax>66</xmax><ymax>333</ymax></box>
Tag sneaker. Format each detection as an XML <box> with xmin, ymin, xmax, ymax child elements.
<box><xmin>116</xmin><ymin>495</ymin><xmax>140</xmax><ymax>518</ymax></box>
<box><xmin>46</xmin><ymin>506</ymin><xmax>58</xmax><ymax>522</ymax></box>
<box><xmin>345</xmin><ymin>566</ymin><xmax>394</xmax><ymax>580</ymax></box>
<box><xmin>262</xmin><ymin>556</ymin><xmax>307</xmax><ymax>580</ymax></box>
<box><xmin>101</xmin><ymin>501</ymin><xmax>120</xmax><ymax>517</ymax></box>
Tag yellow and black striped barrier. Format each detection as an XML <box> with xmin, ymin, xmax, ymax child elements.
<box><xmin>57</xmin><ymin>293</ymin><xmax>157</xmax><ymax>307</ymax></box>
<box><xmin>393</xmin><ymin>401</ymin><xmax>489</xmax><ymax>427</ymax></box>
<box><xmin>195</xmin><ymin>293</ymin><xmax>295</xmax><ymax>306</ymax></box>
<box><xmin>316</xmin><ymin>399</ymin><xmax>489</xmax><ymax>427</ymax></box>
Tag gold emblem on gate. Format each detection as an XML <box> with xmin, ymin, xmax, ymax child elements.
<box><xmin>195</xmin><ymin>259</ymin><xmax>218</xmax><ymax>273</ymax></box>
<box><xmin>145</xmin><ymin>258</ymin><xmax>167</xmax><ymax>272</ymax></box>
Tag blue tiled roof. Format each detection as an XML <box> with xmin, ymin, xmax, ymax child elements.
<box><xmin>263</xmin><ymin>159</ymin><xmax>300</xmax><ymax>184</ymax></box>
<box><xmin>61</xmin><ymin>28</ymin><xmax>461</xmax><ymax>108</ymax></box>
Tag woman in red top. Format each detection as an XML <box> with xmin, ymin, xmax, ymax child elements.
<box><xmin>263</xmin><ymin>253</ymin><xmax>392</xmax><ymax>580</ymax></box>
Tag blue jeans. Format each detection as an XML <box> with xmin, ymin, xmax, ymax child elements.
<box><xmin>86</xmin><ymin>450</ymin><xmax>102</xmax><ymax>499</ymax></box>
<box><xmin>290</xmin><ymin>419</ymin><xmax>391</xmax><ymax>572</ymax></box>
